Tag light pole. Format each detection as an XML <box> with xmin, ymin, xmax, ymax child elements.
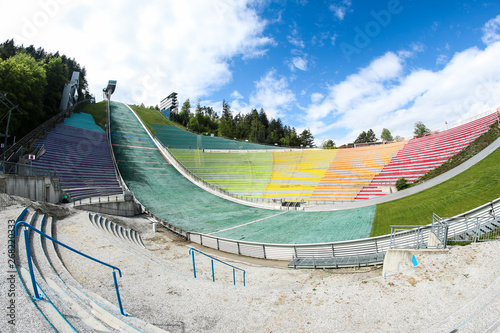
<box><xmin>0</xmin><ymin>92</ymin><xmax>21</xmax><ymax>162</ymax></box>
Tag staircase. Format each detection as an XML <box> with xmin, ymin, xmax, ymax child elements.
<box><xmin>13</xmin><ymin>208</ymin><xmax>168</xmax><ymax>332</ymax></box>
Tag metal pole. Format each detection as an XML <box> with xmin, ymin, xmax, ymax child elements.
<box><xmin>191</xmin><ymin>250</ymin><xmax>196</xmax><ymax>278</ymax></box>
<box><xmin>211</xmin><ymin>259</ymin><xmax>215</xmax><ymax>282</ymax></box>
<box><xmin>24</xmin><ymin>229</ymin><xmax>42</xmax><ymax>300</ymax></box>
<box><xmin>112</xmin><ymin>270</ymin><xmax>127</xmax><ymax>316</ymax></box>
<box><xmin>2</xmin><ymin>108</ymin><xmax>12</xmax><ymax>161</ymax></box>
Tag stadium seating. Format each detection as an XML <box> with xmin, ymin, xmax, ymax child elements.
<box><xmin>356</xmin><ymin>112</ymin><xmax>498</xmax><ymax>200</ymax></box>
<box><xmin>309</xmin><ymin>141</ymin><xmax>407</xmax><ymax>202</ymax></box>
<box><xmin>152</xmin><ymin>124</ymin><xmax>281</xmax><ymax>150</ymax></box>
<box><xmin>160</xmin><ymin>111</ymin><xmax>498</xmax><ymax>203</ymax></box>
<box><xmin>120</xmin><ymin>102</ymin><xmax>499</xmax><ymax>207</ymax></box>
<box><xmin>170</xmin><ymin>149</ymin><xmax>274</xmax><ymax>198</ymax></box>
<box><xmin>30</xmin><ymin>113</ymin><xmax>123</xmax><ymax>200</ymax></box>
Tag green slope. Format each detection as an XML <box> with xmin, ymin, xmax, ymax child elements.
<box><xmin>371</xmin><ymin>145</ymin><xmax>500</xmax><ymax>236</ymax></box>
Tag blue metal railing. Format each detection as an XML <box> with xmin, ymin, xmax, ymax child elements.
<box><xmin>14</xmin><ymin>220</ymin><xmax>127</xmax><ymax>316</ymax></box>
<box><xmin>189</xmin><ymin>247</ymin><xmax>246</xmax><ymax>286</ymax></box>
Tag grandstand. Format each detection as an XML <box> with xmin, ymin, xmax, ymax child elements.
<box><xmin>153</xmin><ymin>123</ymin><xmax>282</xmax><ymax>150</ymax></box>
<box><xmin>357</xmin><ymin>112</ymin><xmax>500</xmax><ymax>199</ymax></box>
<box><xmin>30</xmin><ymin>112</ymin><xmax>123</xmax><ymax>200</ymax></box>
<box><xmin>170</xmin><ymin>149</ymin><xmax>274</xmax><ymax>198</ymax></box>
<box><xmin>156</xmin><ymin>112</ymin><xmax>498</xmax><ymax>204</ymax></box>
<box><xmin>109</xmin><ymin>102</ymin><xmax>381</xmax><ymax>242</ymax></box>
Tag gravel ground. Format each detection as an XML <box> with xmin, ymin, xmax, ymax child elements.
<box><xmin>1</xmin><ymin>195</ymin><xmax>499</xmax><ymax>332</ymax></box>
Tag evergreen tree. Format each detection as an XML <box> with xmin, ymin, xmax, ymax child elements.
<box><xmin>178</xmin><ymin>99</ymin><xmax>191</xmax><ymax>127</ymax></box>
<box><xmin>354</xmin><ymin>128</ymin><xmax>377</xmax><ymax>143</ymax></box>
<box><xmin>322</xmin><ymin>139</ymin><xmax>336</xmax><ymax>149</ymax></box>
<box><xmin>381</xmin><ymin>128</ymin><xmax>393</xmax><ymax>141</ymax></box>
<box><xmin>218</xmin><ymin>99</ymin><xmax>235</xmax><ymax>138</ymax></box>
<box><xmin>300</xmin><ymin>129</ymin><xmax>315</xmax><ymax>147</ymax></box>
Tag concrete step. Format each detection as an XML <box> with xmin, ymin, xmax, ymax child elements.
<box><xmin>15</xmin><ymin>209</ymin><xmax>85</xmax><ymax>332</ymax></box>
<box><xmin>31</xmin><ymin>210</ymin><xmax>112</xmax><ymax>332</ymax></box>
<box><xmin>48</xmin><ymin>212</ymin><xmax>168</xmax><ymax>332</ymax></box>
<box><xmin>16</xmin><ymin>208</ymin><xmax>168</xmax><ymax>332</ymax></box>
<box><xmin>88</xmin><ymin>213</ymin><xmax>145</xmax><ymax>249</ymax></box>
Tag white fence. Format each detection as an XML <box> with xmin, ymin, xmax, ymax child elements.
<box><xmin>188</xmin><ymin>197</ymin><xmax>500</xmax><ymax>262</ymax></box>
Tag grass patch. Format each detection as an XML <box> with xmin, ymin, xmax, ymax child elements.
<box><xmin>78</xmin><ymin>101</ymin><xmax>107</xmax><ymax>131</ymax></box>
<box><xmin>371</xmin><ymin>144</ymin><xmax>500</xmax><ymax>237</ymax></box>
<box><xmin>447</xmin><ymin>240</ymin><xmax>474</xmax><ymax>246</ymax></box>
<box><xmin>130</xmin><ymin>105</ymin><xmax>185</xmax><ymax>134</ymax></box>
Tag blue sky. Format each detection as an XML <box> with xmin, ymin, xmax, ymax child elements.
<box><xmin>1</xmin><ymin>0</ymin><xmax>500</xmax><ymax>145</ymax></box>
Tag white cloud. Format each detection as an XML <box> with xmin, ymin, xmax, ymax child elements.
<box><xmin>231</xmin><ymin>90</ymin><xmax>244</xmax><ymax>100</ymax></box>
<box><xmin>482</xmin><ymin>14</ymin><xmax>500</xmax><ymax>45</ymax></box>
<box><xmin>249</xmin><ymin>69</ymin><xmax>296</xmax><ymax>118</ymax></box>
<box><xmin>305</xmin><ymin>42</ymin><xmax>500</xmax><ymax>145</ymax></box>
<box><xmin>289</xmin><ymin>56</ymin><xmax>308</xmax><ymax>71</ymax></box>
<box><xmin>287</xmin><ymin>27</ymin><xmax>305</xmax><ymax>48</ymax></box>
<box><xmin>0</xmin><ymin>0</ymin><xmax>273</xmax><ymax>106</ymax></box>
<box><xmin>331</xmin><ymin>33</ymin><xmax>338</xmax><ymax>46</ymax></box>
<box><xmin>329</xmin><ymin>0</ymin><xmax>352</xmax><ymax>21</ymax></box>
<box><xmin>311</xmin><ymin>93</ymin><xmax>324</xmax><ymax>103</ymax></box>
<box><xmin>436</xmin><ymin>54</ymin><xmax>448</xmax><ymax>65</ymax></box>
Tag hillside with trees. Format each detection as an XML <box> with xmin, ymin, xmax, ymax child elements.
<box><xmin>0</xmin><ymin>39</ymin><xmax>89</xmax><ymax>141</ymax></box>
<box><xmin>168</xmin><ymin>98</ymin><xmax>315</xmax><ymax>148</ymax></box>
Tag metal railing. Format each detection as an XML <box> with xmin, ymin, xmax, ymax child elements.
<box><xmin>187</xmin><ymin>197</ymin><xmax>500</xmax><ymax>262</ymax></box>
<box><xmin>447</xmin><ymin>216</ymin><xmax>500</xmax><ymax>242</ymax></box>
<box><xmin>1</xmin><ymin>160</ymin><xmax>61</xmax><ymax>191</ymax></box>
<box><xmin>389</xmin><ymin>226</ymin><xmax>427</xmax><ymax>249</ymax></box>
<box><xmin>72</xmin><ymin>194</ymin><xmax>124</xmax><ymax>207</ymax></box>
<box><xmin>188</xmin><ymin>231</ymin><xmax>390</xmax><ymax>261</ymax></box>
<box><xmin>3</xmin><ymin>99</ymin><xmax>91</xmax><ymax>161</ymax></box>
<box><xmin>14</xmin><ymin>219</ymin><xmax>127</xmax><ymax>316</ymax></box>
<box><xmin>189</xmin><ymin>247</ymin><xmax>246</xmax><ymax>286</ymax></box>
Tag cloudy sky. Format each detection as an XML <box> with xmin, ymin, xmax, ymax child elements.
<box><xmin>1</xmin><ymin>0</ymin><xmax>500</xmax><ymax>145</ymax></box>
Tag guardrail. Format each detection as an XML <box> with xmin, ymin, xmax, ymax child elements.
<box><xmin>0</xmin><ymin>160</ymin><xmax>61</xmax><ymax>191</ymax></box>
<box><xmin>189</xmin><ymin>247</ymin><xmax>246</xmax><ymax>286</ymax></box>
<box><xmin>187</xmin><ymin>197</ymin><xmax>500</xmax><ymax>262</ymax></box>
<box><xmin>72</xmin><ymin>194</ymin><xmax>124</xmax><ymax>206</ymax></box>
<box><xmin>14</xmin><ymin>220</ymin><xmax>127</xmax><ymax>316</ymax></box>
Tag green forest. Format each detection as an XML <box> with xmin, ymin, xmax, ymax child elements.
<box><xmin>0</xmin><ymin>39</ymin><xmax>89</xmax><ymax>141</ymax></box>
<box><xmin>167</xmin><ymin>99</ymin><xmax>315</xmax><ymax>148</ymax></box>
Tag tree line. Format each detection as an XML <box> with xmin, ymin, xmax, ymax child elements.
<box><xmin>168</xmin><ymin>98</ymin><xmax>315</xmax><ymax>148</ymax></box>
<box><xmin>0</xmin><ymin>39</ymin><xmax>89</xmax><ymax>141</ymax></box>
<box><xmin>322</xmin><ymin>122</ymin><xmax>431</xmax><ymax>149</ymax></box>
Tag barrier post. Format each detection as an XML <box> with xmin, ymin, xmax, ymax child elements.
<box><xmin>211</xmin><ymin>259</ymin><xmax>215</xmax><ymax>282</ymax></box>
<box><xmin>191</xmin><ymin>250</ymin><xmax>197</xmax><ymax>278</ymax></box>
<box><xmin>24</xmin><ymin>228</ymin><xmax>43</xmax><ymax>301</ymax></box>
